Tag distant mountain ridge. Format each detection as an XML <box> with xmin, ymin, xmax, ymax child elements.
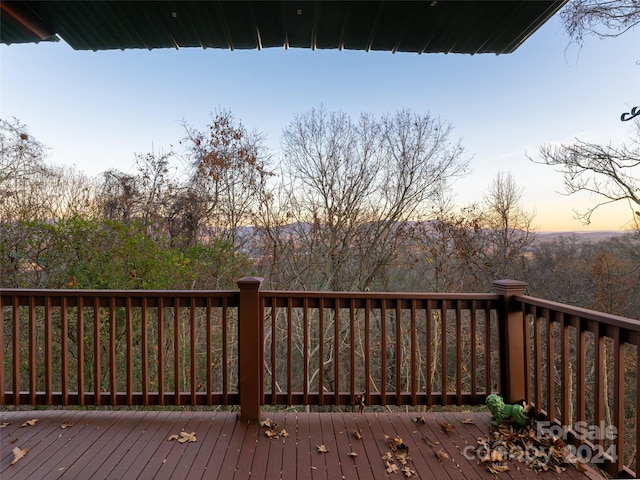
<box><xmin>533</xmin><ymin>230</ymin><xmax>630</xmax><ymax>244</ymax></box>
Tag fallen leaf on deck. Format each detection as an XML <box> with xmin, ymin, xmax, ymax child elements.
<box><xmin>178</xmin><ymin>431</ymin><xmax>197</xmax><ymax>443</ymax></box>
<box><xmin>21</xmin><ymin>419</ymin><xmax>38</xmax><ymax>427</ymax></box>
<box><xmin>386</xmin><ymin>435</ymin><xmax>408</xmax><ymax>452</ymax></box>
<box><xmin>260</xmin><ymin>418</ymin><xmax>289</xmax><ymax>439</ymax></box>
<box><xmin>347</xmin><ymin>451</ymin><xmax>358</xmax><ymax>458</ymax></box>
<box><xmin>490</xmin><ymin>450</ymin><xmax>504</xmax><ymax>462</ymax></box>
<box><xmin>414</xmin><ymin>414</ymin><xmax>425</xmax><ymax>424</ymax></box>
<box><xmin>317</xmin><ymin>444</ymin><xmax>329</xmax><ymax>453</ymax></box>
<box><xmin>262</xmin><ymin>423</ymin><xmax>288</xmax><ymax>439</ymax></box>
<box><xmin>434</xmin><ymin>449</ymin><xmax>450</xmax><ymax>462</ymax></box>
<box><xmin>488</xmin><ymin>463</ymin><xmax>510</xmax><ymax>474</ymax></box>
<box><xmin>381</xmin><ymin>452</ymin><xmax>394</xmax><ymax>462</ymax></box>
<box><xmin>352</xmin><ymin>430</ymin><xmax>362</xmax><ymax>440</ymax></box>
<box><xmin>462</xmin><ymin>416</ymin><xmax>474</xmax><ymax>424</ymax></box>
<box><xmin>0</xmin><ymin>422</ymin><xmax>10</xmax><ymax>428</ymax></box>
<box><xmin>396</xmin><ymin>451</ymin><xmax>410</xmax><ymax>465</ymax></box>
<box><xmin>168</xmin><ymin>434</ymin><xmax>179</xmax><ymax>441</ymax></box>
<box><xmin>60</xmin><ymin>421</ymin><xmax>74</xmax><ymax>429</ymax></box>
<box><xmin>259</xmin><ymin>418</ymin><xmax>275</xmax><ymax>428</ymax></box>
<box><xmin>386</xmin><ymin>461</ymin><xmax>399</xmax><ymax>473</ymax></box>
<box><xmin>402</xmin><ymin>466</ymin><xmax>416</xmax><ymax>477</ymax></box>
<box><xmin>11</xmin><ymin>447</ymin><xmax>28</xmax><ymax>465</ymax></box>
<box><xmin>439</xmin><ymin>421</ymin><xmax>455</xmax><ymax>432</ymax></box>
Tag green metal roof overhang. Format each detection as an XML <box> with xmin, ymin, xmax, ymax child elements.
<box><xmin>1</xmin><ymin>1</ymin><xmax>567</xmax><ymax>54</ymax></box>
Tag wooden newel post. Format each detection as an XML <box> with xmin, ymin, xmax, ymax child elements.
<box><xmin>493</xmin><ymin>279</ymin><xmax>527</xmax><ymax>404</ymax></box>
<box><xmin>237</xmin><ymin>276</ymin><xmax>263</xmax><ymax>422</ymax></box>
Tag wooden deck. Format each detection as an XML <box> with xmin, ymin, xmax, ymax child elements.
<box><xmin>0</xmin><ymin>409</ymin><xmax>606</xmax><ymax>480</ymax></box>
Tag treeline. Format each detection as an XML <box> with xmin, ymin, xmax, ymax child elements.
<box><xmin>1</xmin><ymin>113</ymin><xmax>638</xmax><ymax>318</ymax></box>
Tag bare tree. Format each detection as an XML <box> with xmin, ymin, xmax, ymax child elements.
<box><xmin>259</xmin><ymin>107</ymin><xmax>467</xmax><ymax>291</ymax></box>
<box><xmin>0</xmin><ymin>117</ymin><xmax>51</xmax><ymax>221</ymax></box>
<box><xmin>133</xmin><ymin>150</ymin><xmax>175</xmax><ymax>230</ymax></box>
<box><xmin>560</xmin><ymin>0</ymin><xmax>640</xmax><ymax>44</ymax></box>
<box><xmin>398</xmin><ymin>197</ymin><xmax>484</xmax><ymax>293</ymax></box>
<box><xmin>400</xmin><ymin>173</ymin><xmax>535</xmax><ymax>293</ymax></box>
<box><xmin>533</xmin><ymin>123</ymin><xmax>640</xmax><ymax>226</ymax></box>
<box><xmin>0</xmin><ymin>118</ymin><xmax>47</xmax><ymax>183</ymax></box>
<box><xmin>479</xmin><ymin>171</ymin><xmax>536</xmax><ymax>281</ymax></box>
<box><xmin>548</xmin><ymin>1</ymin><xmax>640</xmax><ymax>227</ymax></box>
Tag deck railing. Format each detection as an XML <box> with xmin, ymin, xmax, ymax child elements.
<box><xmin>515</xmin><ymin>293</ymin><xmax>640</xmax><ymax>478</ymax></box>
<box><xmin>2</xmin><ymin>278</ymin><xmax>639</xmax><ymax>477</ymax></box>
<box><xmin>0</xmin><ymin>290</ymin><xmax>240</xmax><ymax>407</ymax></box>
<box><xmin>257</xmin><ymin>288</ymin><xmax>502</xmax><ymax>408</ymax></box>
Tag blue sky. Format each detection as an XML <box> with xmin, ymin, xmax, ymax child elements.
<box><xmin>1</xmin><ymin>12</ymin><xmax>638</xmax><ymax>232</ymax></box>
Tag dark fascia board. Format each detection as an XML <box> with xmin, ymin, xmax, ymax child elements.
<box><xmin>1</xmin><ymin>1</ymin><xmax>59</xmax><ymax>44</ymax></box>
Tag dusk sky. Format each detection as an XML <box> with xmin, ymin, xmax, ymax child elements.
<box><xmin>1</xmin><ymin>10</ymin><xmax>639</xmax><ymax>232</ymax></box>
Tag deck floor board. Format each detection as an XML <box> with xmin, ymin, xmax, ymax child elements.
<box><xmin>0</xmin><ymin>409</ymin><xmax>607</xmax><ymax>480</ymax></box>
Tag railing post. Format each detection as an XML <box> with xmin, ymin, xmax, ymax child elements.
<box><xmin>493</xmin><ymin>279</ymin><xmax>527</xmax><ymax>404</ymax></box>
<box><xmin>237</xmin><ymin>276</ymin><xmax>263</xmax><ymax>422</ymax></box>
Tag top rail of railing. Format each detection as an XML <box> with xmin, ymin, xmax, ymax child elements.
<box><xmin>514</xmin><ymin>294</ymin><xmax>640</xmax><ymax>330</ymax></box>
<box><xmin>0</xmin><ymin>288</ymin><xmax>240</xmax><ymax>307</ymax></box>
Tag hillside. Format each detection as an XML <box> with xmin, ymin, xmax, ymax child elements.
<box><xmin>533</xmin><ymin>230</ymin><xmax>629</xmax><ymax>244</ymax></box>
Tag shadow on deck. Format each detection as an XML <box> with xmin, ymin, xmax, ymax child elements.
<box><xmin>0</xmin><ymin>409</ymin><xmax>605</xmax><ymax>480</ymax></box>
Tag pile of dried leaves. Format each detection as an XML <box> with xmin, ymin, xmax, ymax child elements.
<box><xmin>382</xmin><ymin>435</ymin><xmax>417</xmax><ymax>477</ymax></box>
<box><xmin>471</xmin><ymin>421</ymin><xmax>575</xmax><ymax>474</ymax></box>
<box><xmin>259</xmin><ymin>418</ymin><xmax>289</xmax><ymax>439</ymax></box>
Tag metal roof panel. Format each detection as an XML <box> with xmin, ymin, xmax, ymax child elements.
<box><xmin>1</xmin><ymin>1</ymin><xmax>567</xmax><ymax>54</ymax></box>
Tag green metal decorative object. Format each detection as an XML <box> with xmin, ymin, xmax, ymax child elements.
<box><xmin>486</xmin><ymin>394</ymin><xmax>529</xmax><ymax>426</ymax></box>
